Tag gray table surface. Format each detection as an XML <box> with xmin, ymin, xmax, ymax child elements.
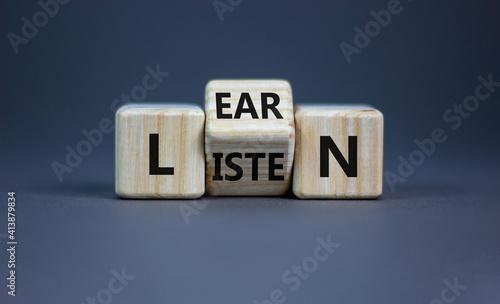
<box><xmin>1</xmin><ymin>156</ymin><xmax>499</xmax><ymax>303</ymax></box>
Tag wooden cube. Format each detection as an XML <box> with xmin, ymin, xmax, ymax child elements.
<box><xmin>115</xmin><ymin>104</ymin><xmax>205</xmax><ymax>199</ymax></box>
<box><xmin>205</xmin><ymin>80</ymin><xmax>295</xmax><ymax>196</ymax></box>
<box><xmin>293</xmin><ymin>105</ymin><xmax>383</xmax><ymax>199</ymax></box>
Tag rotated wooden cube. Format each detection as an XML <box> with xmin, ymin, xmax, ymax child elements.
<box><xmin>205</xmin><ymin>80</ymin><xmax>295</xmax><ymax>196</ymax></box>
<box><xmin>115</xmin><ymin>104</ymin><xmax>205</xmax><ymax>199</ymax></box>
<box><xmin>293</xmin><ymin>105</ymin><xmax>383</xmax><ymax>199</ymax></box>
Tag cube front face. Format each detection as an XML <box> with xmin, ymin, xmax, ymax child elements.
<box><xmin>115</xmin><ymin>105</ymin><xmax>205</xmax><ymax>199</ymax></box>
<box><xmin>205</xmin><ymin>80</ymin><xmax>295</xmax><ymax>196</ymax></box>
<box><xmin>293</xmin><ymin>105</ymin><xmax>383</xmax><ymax>199</ymax></box>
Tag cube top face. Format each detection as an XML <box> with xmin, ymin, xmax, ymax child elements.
<box><xmin>205</xmin><ymin>80</ymin><xmax>295</xmax><ymax>196</ymax></box>
<box><xmin>293</xmin><ymin>105</ymin><xmax>383</xmax><ymax>199</ymax></box>
<box><xmin>115</xmin><ymin>104</ymin><xmax>205</xmax><ymax>199</ymax></box>
<box><xmin>116</xmin><ymin>103</ymin><xmax>204</xmax><ymax>116</ymax></box>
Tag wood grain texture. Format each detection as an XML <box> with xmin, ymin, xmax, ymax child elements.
<box><xmin>205</xmin><ymin>80</ymin><xmax>295</xmax><ymax>196</ymax></box>
<box><xmin>115</xmin><ymin>104</ymin><xmax>205</xmax><ymax>199</ymax></box>
<box><xmin>293</xmin><ymin>105</ymin><xmax>383</xmax><ymax>199</ymax></box>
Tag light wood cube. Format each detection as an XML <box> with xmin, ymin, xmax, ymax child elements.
<box><xmin>115</xmin><ymin>104</ymin><xmax>205</xmax><ymax>199</ymax></box>
<box><xmin>293</xmin><ymin>105</ymin><xmax>383</xmax><ymax>199</ymax></box>
<box><xmin>205</xmin><ymin>80</ymin><xmax>295</xmax><ymax>196</ymax></box>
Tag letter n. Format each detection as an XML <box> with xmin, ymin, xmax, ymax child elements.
<box><xmin>320</xmin><ymin>136</ymin><xmax>357</xmax><ymax>177</ymax></box>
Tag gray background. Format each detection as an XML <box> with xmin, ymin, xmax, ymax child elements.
<box><xmin>1</xmin><ymin>0</ymin><xmax>500</xmax><ymax>303</ymax></box>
